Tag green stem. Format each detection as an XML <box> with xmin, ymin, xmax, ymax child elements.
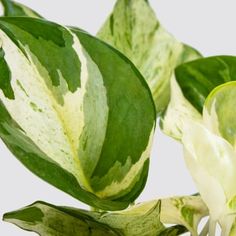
<box><xmin>90</xmin><ymin>206</ymin><xmax>99</xmax><ymax>212</ymax></box>
<box><xmin>90</xmin><ymin>207</ymin><xmax>105</xmax><ymax>213</ymax></box>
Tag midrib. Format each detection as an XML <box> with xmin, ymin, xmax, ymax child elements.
<box><xmin>27</xmin><ymin>51</ymin><xmax>93</xmax><ymax>193</ymax></box>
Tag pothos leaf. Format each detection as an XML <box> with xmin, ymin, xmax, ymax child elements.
<box><xmin>86</xmin><ymin>200</ymin><xmax>165</xmax><ymax>236</ymax></box>
<box><xmin>161</xmin><ymin>56</ymin><xmax>236</xmax><ymax>140</ymax></box>
<box><xmin>3</xmin><ymin>201</ymin><xmax>121</xmax><ymax>236</ymax></box>
<box><xmin>89</xmin><ymin>195</ymin><xmax>207</xmax><ymax>236</ymax></box>
<box><xmin>181</xmin><ymin>83</ymin><xmax>236</xmax><ymax>234</ymax></box>
<box><xmin>0</xmin><ymin>17</ymin><xmax>156</xmax><ymax>210</ymax></box>
<box><xmin>97</xmin><ymin>0</ymin><xmax>201</xmax><ymax>115</ymax></box>
<box><xmin>0</xmin><ymin>0</ymin><xmax>42</xmax><ymax>18</ymax></box>
<box><xmin>160</xmin><ymin>77</ymin><xmax>202</xmax><ymax>140</ymax></box>
<box><xmin>175</xmin><ymin>56</ymin><xmax>236</xmax><ymax>113</ymax></box>
<box><xmin>3</xmin><ymin>201</ymin><xmax>164</xmax><ymax>236</ymax></box>
<box><xmin>204</xmin><ymin>81</ymin><xmax>236</xmax><ymax>149</ymax></box>
<box><xmin>3</xmin><ymin>196</ymin><xmax>207</xmax><ymax>236</ymax></box>
<box><xmin>182</xmin><ymin>120</ymin><xmax>236</xmax><ymax>221</ymax></box>
<box><xmin>160</xmin><ymin>195</ymin><xmax>208</xmax><ymax>235</ymax></box>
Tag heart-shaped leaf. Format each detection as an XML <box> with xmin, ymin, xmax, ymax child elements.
<box><xmin>0</xmin><ymin>17</ymin><xmax>156</xmax><ymax>210</ymax></box>
<box><xmin>97</xmin><ymin>0</ymin><xmax>201</xmax><ymax>115</ymax></box>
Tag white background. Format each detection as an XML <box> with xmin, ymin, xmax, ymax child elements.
<box><xmin>0</xmin><ymin>0</ymin><xmax>235</xmax><ymax>235</ymax></box>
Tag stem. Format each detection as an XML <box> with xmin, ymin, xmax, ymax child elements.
<box><xmin>130</xmin><ymin>201</ymin><xmax>135</xmax><ymax>207</ymax></box>
<box><xmin>90</xmin><ymin>207</ymin><xmax>102</xmax><ymax>212</ymax></box>
<box><xmin>209</xmin><ymin>219</ymin><xmax>216</xmax><ymax>236</ymax></box>
<box><xmin>199</xmin><ymin>219</ymin><xmax>209</xmax><ymax>236</ymax></box>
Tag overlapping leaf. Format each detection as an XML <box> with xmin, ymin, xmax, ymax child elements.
<box><xmin>204</xmin><ymin>81</ymin><xmax>236</xmax><ymax>148</ymax></box>
<box><xmin>0</xmin><ymin>17</ymin><xmax>156</xmax><ymax>210</ymax></box>
<box><xmin>97</xmin><ymin>0</ymin><xmax>201</xmax><ymax>115</ymax></box>
<box><xmin>160</xmin><ymin>195</ymin><xmax>208</xmax><ymax>235</ymax></box>
<box><xmin>161</xmin><ymin>56</ymin><xmax>236</xmax><ymax>139</ymax></box>
<box><xmin>3</xmin><ymin>196</ymin><xmax>207</xmax><ymax>236</ymax></box>
<box><xmin>3</xmin><ymin>202</ymin><xmax>121</xmax><ymax>236</ymax></box>
<box><xmin>175</xmin><ymin>56</ymin><xmax>236</xmax><ymax>113</ymax></box>
<box><xmin>1</xmin><ymin>0</ymin><xmax>201</xmax><ymax>119</ymax></box>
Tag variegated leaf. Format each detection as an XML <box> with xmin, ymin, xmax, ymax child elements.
<box><xmin>160</xmin><ymin>76</ymin><xmax>202</xmax><ymax>140</ymax></box>
<box><xmin>158</xmin><ymin>225</ymin><xmax>187</xmax><ymax>236</ymax></box>
<box><xmin>0</xmin><ymin>17</ymin><xmax>156</xmax><ymax>210</ymax></box>
<box><xmin>204</xmin><ymin>81</ymin><xmax>236</xmax><ymax>149</ymax></box>
<box><xmin>230</xmin><ymin>220</ymin><xmax>236</xmax><ymax>236</ymax></box>
<box><xmin>161</xmin><ymin>56</ymin><xmax>236</xmax><ymax>139</ymax></box>
<box><xmin>3</xmin><ymin>196</ymin><xmax>207</xmax><ymax>236</ymax></box>
<box><xmin>89</xmin><ymin>195</ymin><xmax>207</xmax><ymax>236</ymax></box>
<box><xmin>182</xmin><ymin>118</ymin><xmax>236</xmax><ymax>234</ymax></box>
<box><xmin>182</xmin><ymin>121</ymin><xmax>234</xmax><ymax>215</ymax></box>
<box><xmin>175</xmin><ymin>56</ymin><xmax>236</xmax><ymax>113</ymax></box>
<box><xmin>3</xmin><ymin>201</ymin><xmax>121</xmax><ymax>236</ymax></box>
<box><xmin>180</xmin><ymin>82</ymin><xmax>236</xmax><ymax>235</ymax></box>
<box><xmin>160</xmin><ymin>195</ymin><xmax>208</xmax><ymax>235</ymax></box>
<box><xmin>97</xmin><ymin>0</ymin><xmax>201</xmax><ymax>115</ymax></box>
<box><xmin>86</xmin><ymin>200</ymin><xmax>165</xmax><ymax>236</ymax></box>
<box><xmin>0</xmin><ymin>0</ymin><xmax>42</xmax><ymax>18</ymax></box>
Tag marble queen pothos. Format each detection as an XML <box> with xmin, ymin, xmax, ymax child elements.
<box><xmin>0</xmin><ymin>17</ymin><xmax>156</xmax><ymax>210</ymax></box>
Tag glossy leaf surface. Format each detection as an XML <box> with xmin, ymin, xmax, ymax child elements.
<box><xmin>98</xmin><ymin>0</ymin><xmax>201</xmax><ymax>115</ymax></box>
<box><xmin>0</xmin><ymin>17</ymin><xmax>156</xmax><ymax>210</ymax></box>
<box><xmin>175</xmin><ymin>56</ymin><xmax>236</xmax><ymax>113</ymax></box>
<box><xmin>4</xmin><ymin>196</ymin><xmax>207</xmax><ymax>236</ymax></box>
<box><xmin>162</xmin><ymin>56</ymin><xmax>236</xmax><ymax>139</ymax></box>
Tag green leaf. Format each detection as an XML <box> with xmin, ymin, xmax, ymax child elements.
<box><xmin>175</xmin><ymin>56</ymin><xmax>236</xmax><ymax>113</ymax></box>
<box><xmin>3</xmin><ymin>196</ymin><xmax>207</xmax><ymax>236</ymax></box>
<box><xmin>97</xmin><ymin>0</ymin><xmax>201</xmax><ymax>115</ymax></box>
<box><xmin>0</xmin><ymin>0</ymin><xmax>42</xmax><ymax>18</ymax></box>
<box><xmin>0</xmin><ymin>17</ymin><xmax>156</xmax><ymax>210</ymax></box>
